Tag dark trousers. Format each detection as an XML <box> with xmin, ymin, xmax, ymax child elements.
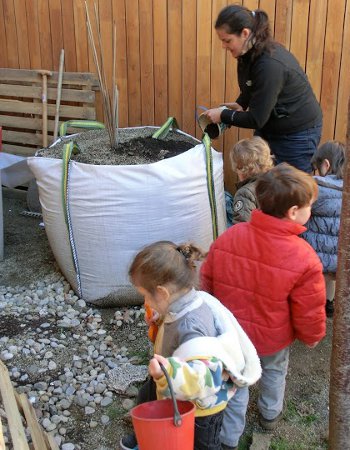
<box><xmin>194</xmin><ymin>410</ymin><xmax>224</xmax><ymax>450</ymax></box>
<box><xmin>256</xmin><ymin>122</ymin><xmax>322</xmax><ymax>173</ymax></box>
<box><xmin>137</xmin><ymin>377</ymin><xmax>157</xmax><ymax>404</ymax></box>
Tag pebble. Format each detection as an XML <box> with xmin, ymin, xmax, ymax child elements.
<box><xmin>0</xmin><ymin>274</ymin><xmax>148</xmax><ymax>449</ymax></box>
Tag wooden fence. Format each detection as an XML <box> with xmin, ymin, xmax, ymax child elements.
<box><xmin>0</xmin><ymin>0</ymin><xmax>349</xmax><ymax>188</ymax></box>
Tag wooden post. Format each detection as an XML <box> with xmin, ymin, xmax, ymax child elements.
<box><xmin>329</xmin><ymin>96</ymin><xmax>350</xmax><ymax>448</ymax></box>
<box><xmin>0</xmin><ymin>361</ymin><xmax>30</xmax><ymax>450</ymax></box>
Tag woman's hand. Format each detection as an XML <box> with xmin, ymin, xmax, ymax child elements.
<box><xmin>203</xmin><ymin>108</ymin><xmax>224</xmax><ymax>124</ymax></box>
<box><xmin>149</xmin><ymin>354</ymin><xmax>168</xmax><ymax>380</ymax></box>
<box><xmin>220</xmin><ymin>102</ymin><xmax>243</xmax><ymax>111</ymax></box>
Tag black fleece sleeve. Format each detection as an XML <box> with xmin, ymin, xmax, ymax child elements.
<box><xmin>221</xmin><ymin>58</ymin><xmax>285</xmax><ymax>130</ymax></box>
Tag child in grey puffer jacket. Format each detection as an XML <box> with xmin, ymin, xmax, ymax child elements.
<box><xmin>226</xmin><ymin>137</ymin><xmax>274</xmax><ymax>226</ymax></box>
<box><xmin>303</xmin><ymin>141</ymin><xmax>345</xmax><ymax>317</ymax></box>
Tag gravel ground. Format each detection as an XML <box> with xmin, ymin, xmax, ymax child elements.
<box><xmin>1</xmin><ymin>195</ymin><xmax>150</xmax><ymax>450</ymax></box>
<box><xmin>0</xmin><ymin>195</ymin><xmax>332</xmax><ymax>450</ymax></box>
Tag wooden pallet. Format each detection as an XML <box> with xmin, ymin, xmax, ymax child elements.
<box><xmin>0</xmin><ymin>68</ymin><xmax>99</xmax><ymax>157</ymax></box>
<box><xmin>0</xmin><ymin>360</ymin><xmax>59</xmax><ymax>450</ymax></box>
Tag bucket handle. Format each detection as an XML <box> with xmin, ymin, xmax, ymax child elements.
<box><xmin>159</xmin><ymin>363</ymin><xmax>183</xmax><ymax>427</ymax></box>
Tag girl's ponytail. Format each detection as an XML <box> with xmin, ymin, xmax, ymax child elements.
<box><xmin>129</xmin><ymin>241</ymin><xmax>206</xmax><ymax>294</ymax></box>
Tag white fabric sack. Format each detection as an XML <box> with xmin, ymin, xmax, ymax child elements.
<box><xmin>27</xmin><ymin>132</ymin><xmax>225</xmax><ymax>306</ymax></box>
<box><xmin>0</xmin><ymin>152</ymin><xmax>33</xmax><ymax>188</ymax></box>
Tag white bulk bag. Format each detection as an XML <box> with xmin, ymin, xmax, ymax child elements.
<box><xmin>27</xmin><ymin>127</ymin><xmax>225</xmax><ymax>306</ymax></box>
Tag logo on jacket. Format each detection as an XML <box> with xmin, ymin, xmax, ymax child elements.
<box><xmin>233</xmin><ymin>200</ymin><xmax>243</xmax><ymax>212</ymax></box>
<box><xmin>246</xmin><ymin>80</ymin><xmax>252</xmax><ymax>86</ymax></box>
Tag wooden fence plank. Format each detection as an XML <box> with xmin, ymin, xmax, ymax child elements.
<box><xmin>196</xmin><ymin>0</ymin><xmax>212</xmax><ymax>139</ymax></box>
<box><xmin>0</xmin><ymin>0</ymin><xmax>8</xmax><ymax>67</ymax></box>
<box><xmin>112</xmin><ymin>0</ymin><xmax>128</xmax><ymax>127</ymax></box>
<box><xmin>3</xmin><ymin>0</ymin><xmax>19</xmax><ymax>68</ymax></box>
<box><xmin>0</xmin><ymin>0</ymin><xmax>349</xmax><ymax>158</ymax></box>
<box><xmin>168</xmin><ymin>0</ymin><xmax>182</xmax><ymax>126</ymax></box>
<box><xmin>139</xmin><ymin>0</ymin><xmax>155</xmax><ymax>125</ymax></box>
<box><xmin>259</xmin><ymin>0</ymin><xmax>276</xmax><ymax>33</ymax></box>
<box><xmin>0</xmin><ymin>114</ymin><xmax>90</xmax><ymax>134</ymax></box>
<box><xmin>25</xmin><ymin>0</ymin><xmax>42</xmax><ymax>69</ymax></box>
<box><xmin>0</xmin><ymin>416</ymin><xmax>5</xmax><ymax>449</ymax></box>
<box><xmin>73</xmin><ymin>0</ymin><xmax>89</xmax><ymax>72</ymax></box>
<box><xmin>2</xmin><ymin>143</ymin><xmax>38</xmax><ymax>156</ymax></box>
<box><xmin>125</xmin><ymin>0</ymin><xmax>141</xmax><ymax>125</ymax></box>
<box><xmin>0</xmin><ymin>99</ymin><xmax>95</xmax><ymax>119</ymax></box>
<box><xmin>98</xmin><ymin>0</ymin><xmax>113</xmax><ymax>89</ymax></box>
<box><xmin>38</xmin><ymin>0</ymin><xmax>53</xmax><ymax>69</ymax></box>
<box><xmin>17</xmin><ymin>393</ymin><xmax>49</xmax><ymax>450</ymax></box>
<box><xmin>0</xmin><ymin>68</ymin><xmax>98</xmax><ymax>86</ymax></box>
<box><xmin>320</xmin><ymin>0</ymin><xmax>346</xmax><ymax>141</ymax></box>
<box><xmin>0</xmin><ymin>360</ymin><xmax>30</xmax><ymax>450</ymax></box>
<box><xmin>274</xmin><ymin>0</ymin><xmax>292</xmax><ymax>49</ymax></box>
<box><xmin>238</xmin><ymin>0</ymin><xmax>257</xmax><ymax>141</ymax></box>
<box><xmin>210</xmin><ymin>0</ymin><xmax>227</xmax><ymax>152</ymax></box>
<box><xmin>49</xmin><ymin>0</ymin><xmax>64</xmax><ymax>71</ymax></box>
<box><xmin>61</xmin><ymin>0</ymin><xmax>77</xmax><ymax>72</ymax></box>
<box><xmin>182</xmin><ymin>0</ymin><xmax>197</xmax><ymax>136</ymax></box>
<box><xmin>153</xmin><ymin>0</ymin><xmax>168</xmax><ymax>125</ymax></box>
<box><xmin>223</xmin><ymin>1</ymin><xmax>242</xmax><ymax>194</ymax></box>
<box><xmin>289</xmin><ymin>0</ymin><xmax>310</xmax><ymax>70</ymax></box>
<box><xmin>0</xmin><ymin>115</ymin><xmax>43</xmax><ymax>130</ymax></box>
<box><xmin>13</xmin><ymin>0</ymin><xmax>30</xmax><ymax>69</ymax></box>
<box><xmin>3</xmin><ymin>130</ymin><xmax>44</xmax><ymax>146</ymax></box>
<box><xmin>305</xmin><ymin>0</ymin><xmax>327</xmax><ymax>101</ymax></box>
<box><xmin>85</xmin><ymin>0</ymin><xmax>99</xmax><ymax>74</ymax></box>
<box><xmin>0</xmin><ymin>84</ymin><xmax>95</xmax><ymax>103</ymax></box>
<box><xmin>335</xmin><ymin>0</ymin><xmax>350</xmax><ymax>141</ymax></box>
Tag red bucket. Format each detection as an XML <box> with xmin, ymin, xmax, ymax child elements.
<box><xmin>131</xmin><ymin>398</ymin><xmax>195</xmax><ymax>450</ymax></box>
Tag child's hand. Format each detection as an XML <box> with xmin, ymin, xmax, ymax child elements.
<box><xmin>144</xmin><ymin>304</ymin><xmax>160</xmax><ymax>325</ymax></box>
<box><xmin>307</xmin><ymin>341</ymin><xmax>319</xmax><ymax>349</ymax></box>
<box><xmin>149</xmin><ymin>354</ymin><xmax>168</xmax><ymax>380</ymax></box>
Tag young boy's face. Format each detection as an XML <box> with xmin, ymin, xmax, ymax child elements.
<box><xmin>292</xmin><ymin>201</ymin><xmax>313</xmax><ymax>225</ymax></box>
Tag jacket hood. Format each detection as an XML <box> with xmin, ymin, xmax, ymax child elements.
<box><xmin>315</xmin><ymin>175</ymin><xmax>343</xmax><ymax>191</ymax></box>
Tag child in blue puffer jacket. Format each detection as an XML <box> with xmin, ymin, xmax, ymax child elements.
<box><xmin>303</xmin><ymin>141</ymin><xmax>345</xmax><ymax>317</ymax></box>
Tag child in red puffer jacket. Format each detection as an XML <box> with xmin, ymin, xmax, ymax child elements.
<box><xmin>201</xmin><ymin>163</ymin><xmax>326</xmax><ymax>450</ymax></box>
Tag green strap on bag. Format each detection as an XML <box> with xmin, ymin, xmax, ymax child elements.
<box><xmin>152</xmin><ymin>117</ymin><xmax>179</xmax><ymax>139</ymax></box>
<box><xmin>202</xmin><ymin>132</ymin><xmax>219</xmax><ymax>240</ymax></box>
<box><xmin>61</xmin><ymin>140</ymin><xmax>82</xmax><ymax>297</ymax></box>
<box><xmin>59</xmin><ymin>119</ymin><xmax>105</xmax><ymax>137</ymax></box>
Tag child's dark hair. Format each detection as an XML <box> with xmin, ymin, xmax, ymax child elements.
<box><xmin>311</xmin><ymin>141</ymin><xmax>345</xmax><ymax>179</ymax></box>
<box><xmin>215</xmin><ymin>5</ymin><xmax>274</xmax><ymax>57</ymax></box>
<box><xmin>256</xmin><ymin>163</ymin><xmax>318</xmax><ymax>218</ymax></box>
<box><xmin>129</xmin><ymin>241</ymin><xmax>206</xmax><ymax>294</ymax></box>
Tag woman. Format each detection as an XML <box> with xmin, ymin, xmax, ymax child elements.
<box><xmin>204</xmin><ymin>5</ymin><xmax>322</xmax><ymax>173</ymax></box>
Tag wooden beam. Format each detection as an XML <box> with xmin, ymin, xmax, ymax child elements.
<box><xmin>0</xmin><ymin>416</ymin><xmax>6</xmax><ymax>449</ymax></box>
<box><xmin>0</xmin><ymin>84</ymin><xmax>95</xmax><ymax>103</ymax></box>
<box><xmin>0</xmin><ymin>360</ymin><xmax>30</xmax><ymax>450</ymax></box>
<box><xmin>0</xmin><ymin>68</ymin><xmax>99</xmax><ymax>87</ymax></box>
<box><xmin>17</xmin><ymin>393</ymin><xmax>49</xmax><ymax>450</ymax></box>
<box><xmin>2</xmin><ymin>143</ymin><xmax>38</xmax><ymax>156</ymax></box>
<box><xmin>0</xmin><ymin>99</ymin><xmax>95</xmax><ymax>119</ymax></box>
<box><xmin>3</xmin><ymin>130</ymin><xmax>43</xmax><ymax>146</ymax></box>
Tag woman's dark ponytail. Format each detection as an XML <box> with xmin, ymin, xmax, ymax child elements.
<box><xmin>251</xmin><ymin>9</ymin><xmax>273</xmax><ymax>56</ymax></box>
